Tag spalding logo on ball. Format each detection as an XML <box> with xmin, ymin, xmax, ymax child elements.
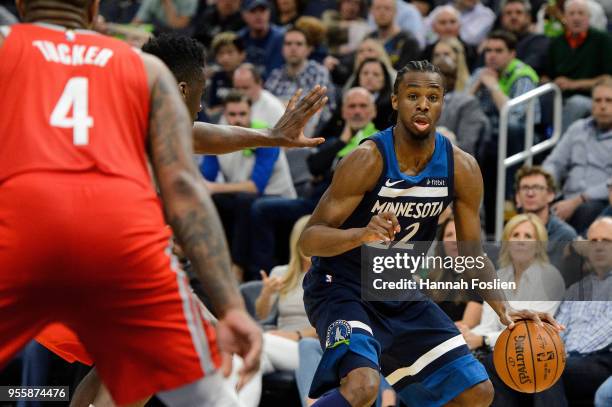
<box><xmin>494</xmin><ymin>320</ymin><xmax>566</xmax><ymax>393</ymax></box>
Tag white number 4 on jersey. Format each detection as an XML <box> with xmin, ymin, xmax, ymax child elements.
<box><xmin>50</xmin><ymin>77</ymin><xmax>93</xmax><ymax>145</ymax></box>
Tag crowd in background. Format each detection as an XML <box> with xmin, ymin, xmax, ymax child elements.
<box><xmin>1</xmin><ymin>0</ymin><xmax>612</xmax><ymax>405</ymax></box>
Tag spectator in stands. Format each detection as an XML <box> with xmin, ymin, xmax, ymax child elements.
<box><xmin>295</xmin><ymin>16</ymin><xmax>329</xmax><ymax>63</ymax></box>
<box><xmin>231</xmin><ymin>63</ymin><xmax>286</xmax><ymax>126</ymax></box>
<box><xmin>230</xmin><ymin>216</ymin><xmax>318</xmax><ymax>407</ymax></box>
<box><xmin>346</xmin><ymin>58</ymin><xmax>395</xmax><ymax>130</ymax></box>
<box><xmin>596</xmin><ymin>376</ymin><xmax>612</xmax><ymax>407</ymax></box>
<box><xmin>367</xmin><ymin>0</ymin><xmax>421</xmax><ymax>70</ymax></box>
<box><xmin>248</xmin><ymin>87</ymin><xmax>378</xmax><ymax>277</ymax></box>
<box><xmin>536</xmin><ymin>0</ymin><xmax>608</xmax><ymax>37</ymax></box>
<box><xmin>454</xmin><ymin>0</ymin><xmax>495</xmax><ymax>47</ymax></box>
<box><xmin>543</xmin><ymin>78</ymin><xmax>612</xmax><ymax>234</ymax></box>
<box><xmin>470</xmin><ymin>30</ymin><xmax>540</xmax><ymax>230</ymax></box>
<box><xmin>544</xmin><ymin>0</ymin><xmax>612</xmax><ymax>131</ymax></box>
<box><xmin>132</xmin><ymin>0</ymin><xmax>197</xmax><ymax>33</ymax></box>
<box><xmin>500</xmin><ymin>0</ymin><xmax>550</xmax><ymax>75</ymax></box>
<box><xmin>265</xmin><ymin>26</ymin><xmax>336</xmax><ymax>135</ymax></box>
<box><xmin>422</xmin><ymin>5</ymin><xmax>478</xmax><ymax>70</ymax></box>
<box><xmin>201</xmin><ymin>92</ymin><xmax>295</xmax><ymax>281</ymax></box>
<box><xmin>192</xmin><ymin>0</ymin><xmax>245</xmax><ymax>48</ymax></box>
<box><xmin>339</xmin><ymin>39</ymin><xmax>397</xmax><ymax>94</ymax></box>
<box><xmin>321</xmin><ymin>0</ymin><xmax>371</xmax><ymax>57</ymax></box>
<box><xmin>434</xmin><ymin>43</ymin><xmax>489</xmax><ymax>156</ymax></box>
<box><xmin>460</xmin><ymin>214</ymin><xmax>564</xmax><ymax>349</ymax></box>
<box><xmin>433</xmin><ymin>51</ymin><xmax>491</xmax><ymax>155</ymax></box>
<box><xmin>272</xmin><ymin>0</ymin><xmax>304</xmax><ymax>27</ymax></box>
<box><xmin>543</xmin><ymin>217</ymin><xmax>612</xmax><ymax>405</ymax></box>
<box><xmin>238</xmin><ymin>0</ymin><xmax>285</xmax><ymax>79</ymax></box>
<box><xmin>206</xmin><ymin>32</ymin><xmax>246</xmax><ymax>119</ymax></box>
<box><xmin>367</xmin><ymin>0</ymin><xmax>426</xmax><ymax>49</ymax></box>
<box><xmin>514</xmin><ymin>166</ymin><xmax>577</xmax><ymax>267</ymax></box>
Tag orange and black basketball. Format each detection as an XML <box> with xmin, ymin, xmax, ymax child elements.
<box><xmin>493</xmin><ymin>320</ymin><xmax>566</xmax><ymax>393</ymax></box>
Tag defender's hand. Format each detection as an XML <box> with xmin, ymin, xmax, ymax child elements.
<box><xmin>270</xmin><ymin>86</ymin><xmax>328</xmax><ymax>148</ymax></box>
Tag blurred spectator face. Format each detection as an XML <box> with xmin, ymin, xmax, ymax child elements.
<box><xmin>592</xmin><ymin>84</ymin><xmax>612</xmax><ymax>130</ymax></box>
<box><xmin>233</xmin><ymin>68</ymin><xmax>261</xmax><ymax>102</ymax></box>
<box><xmin>283</xmin><ymin>30</ymin><xmax>311</xmax><ymax>66</ymax></box>
<box><xmin>442</xmin><ymin>220</ymin><xmax>459</xmax><ymax>258</ymax></box>
<box><xmin>339</xmin><ymin>0</ymin><xmax>362</xmax><ymax>20</ymax></box>
<box><xmin>585</xmin><ymin>218</ymin><xmax>612</xmax><ymax>274</ymax></box>
<box><xmin>342</xmin><ymin>89</ymin><xmax>377</xmax><ymax>130</ymax></box>
<box><xmin>372</xmin><ymin>0</ymin><xmax>397</xmax><ymax>29</ymax></box>
<box><xmin>224</xmin><ymin>100</ymin><xmax>252</xmax><ymax>127</ymax></box>
<box><xmin>507</xmin><ymin>220</ymin><xmax>538</xmax><ymax>265</ymax></box>
<box><xmin>516</xmin><ymin>174</ymin><xmax>555</xmax><ymax>213</ymax></box>
<box><xmin>356</xmin><ymin>40</ymin><xmax>382</xmax><ymax>65</ymax></box>
<box><xmin>432</xmin><ymin>10</ymin><xmax>460</xmax><ymax>38</ymax></box>
<box><xmin>358</xmin><ymin>61</ymin><xmax>386</xmax><ymax>93</ymax></box>
<box><xmin>432</xmin><ymin>41</ymin><xmax>458</xmax><ymax>66</ymax></box>
<box><xmin>501</xmin><ymin>1</ymin><xmax>531</xmax><ymax>34</ymax></box>
<box><xmin>243</xmin><ymin>6</ymin><xmax>270</xmax><ymax>32</ymax></box>
<box><xmin>216</xmin><ymin>44</ymin><xmax>245</xmax><ymax>73</ymax></box>
<box><xmin>564</xmin><ymin>0</ymin><xmax>590</xmax><ymax>35</ymax></box>
<box><xmin>484</xmin><ymin>38</ymin><xmax>515</xmax><ymax>72</ymax></box>
<box><xmin>217</xmin><ymin>0</ymin><xmax>240</xmax><ymax>16</ymax></box>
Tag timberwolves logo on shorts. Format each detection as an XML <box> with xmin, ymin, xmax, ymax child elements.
<box><xmin>325</xmin><ymin>320</ymin><xmax>351</xmax><ymax>349</ymax></box>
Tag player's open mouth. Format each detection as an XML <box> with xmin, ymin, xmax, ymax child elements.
<box><xmin>413</xmin><ymin>117</ymin><xmax>430</xmax><ymax>132</ymax></box>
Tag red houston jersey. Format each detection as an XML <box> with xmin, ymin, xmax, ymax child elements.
<box><xmin>0</xmin><ymin>23</ymin><xmax>150</xmax><ymax>186</ymax></box>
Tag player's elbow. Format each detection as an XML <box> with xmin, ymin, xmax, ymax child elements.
<box><xmin>298</xmin><ymin>228</ymin><xmax>316</xmax><ymax>258</ymax></box>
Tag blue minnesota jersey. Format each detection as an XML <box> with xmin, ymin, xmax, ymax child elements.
<box><xmin>313</xmin><ymin>127</ymin><xmax>455</xmax><ymax>282</ymax></box>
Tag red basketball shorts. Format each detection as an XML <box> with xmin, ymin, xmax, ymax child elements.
<box><xmin>0</xmin><ymin>172</ymin><xmax>220</xmax><ymax>404</ymax></box>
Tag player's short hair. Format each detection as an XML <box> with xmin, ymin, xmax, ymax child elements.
<box><xmin>514</xmin><ymin>166</ymin><xmax>557</xmax><ymax>193</ymax></box>
<box><xmin>393</xmin><ymin>61</ymin><xmax>443</xmax><ymax>94</ymax></box>
<box><xmin>142</xmin><ymin>34</ymin><xmax>206</xmax><ymax>85</ymax></box>
<box><xmin>500</xmin><ymin>0</ymin><xmax>532</xmax><ymax>14</ymax></box>
<box><xmin>486</xmin><ymin>30</ymin><xmax>518</xmax><ymax>51</ymax></box>
<box><xmin>223</xmin><ymin>90</ymin><xmax>252</xmax><ymax>107</ymax></box>
<box><xmin>211</xmin><ymin>32</ymin><xmax>245</xmax><ymax>56</ymax></box>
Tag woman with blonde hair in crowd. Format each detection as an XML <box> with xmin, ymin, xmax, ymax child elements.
<box><xmin>457</xmin><ymin>213</ymin><xmax>565</xmax><ymax>352</ymax></box>
<box><xmin>432</xmin><ymin>37</ymin><xmax>469</xmax><ymax>92</ymax></box>
<box><xmin>231</xmin><ymin>215</ymin><xmax>317</xmax><ymax>407</ymax></box>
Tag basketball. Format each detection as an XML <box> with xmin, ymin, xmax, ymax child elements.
<box><xmin>493</xmin><ymin>320</ymin><xmax>566</xmax><ymax>393</ymax></box>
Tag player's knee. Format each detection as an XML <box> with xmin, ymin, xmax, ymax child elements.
<box><xmin>340</xmin><ymin>367</ymin><xmax>380</xmax><ymax>407</ymax></box>
<box><xmin>462</xmin><ymin>380</ymin><xmax>494</xmax><ymax>407</ymax></box>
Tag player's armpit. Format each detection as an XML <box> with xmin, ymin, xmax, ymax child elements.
<box><xmin>299</xmin><ymin>142</ymin><xmax>382</xmax><ymax>257</ymax></box>
<box><xmin>143</xmin><ymin>54</ymin><xmax>243</xmax><ymax>316</ymax></box>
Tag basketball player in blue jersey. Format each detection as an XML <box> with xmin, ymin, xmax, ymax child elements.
<box><xmin>299</xmin><ymin>61</ymin><xmax>563</xmax><ymax>407</ymax></box>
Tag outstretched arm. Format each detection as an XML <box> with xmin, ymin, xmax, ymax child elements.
<box><xmin>193</xmin><ymin>86</ymin><xmax>328</xmax><ymax>154</ymax></box>
<box><xmin>299</xmin><ymin>141</ymin><xmax>400</xmax><ymax>257</ymax></box>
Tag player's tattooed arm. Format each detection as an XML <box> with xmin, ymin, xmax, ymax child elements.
<box><xmin>300</xmin><ymin>141</ymin><xmax>393</xmax><ymax>257</ymax></box>
<box><xmin>192</xmin><ymin>86</ymin><xmax>328</xmax><ymax>154</ymax></box>
<box><xmin>144</xmin><ymin>54</ymin><xmax>243</xmax><ymax>316</ymax></box>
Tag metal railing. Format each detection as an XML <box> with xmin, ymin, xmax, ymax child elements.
<box><xmin>494</xmin><ymin>83</ymin><xmax>563</xmax><ymax>241</ymax></box>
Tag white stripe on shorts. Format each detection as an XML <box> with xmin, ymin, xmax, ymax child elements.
<box><xmin>348</xmin><ymin>321</ymin><xmax>373</xmax><ymax>335</ymax></box>
<box><xmin>385</xmin><ymin>334</ymin><xmax>466</xmax><ymax>385</ymax></box>
<box><xmin>167</xmin><ymin>246</ymin><xmax>215</xmax><ymax>375</ymax></box>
